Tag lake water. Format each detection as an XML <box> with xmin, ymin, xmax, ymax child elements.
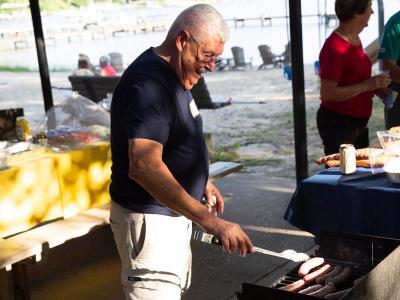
<box><xmin>0</xmin><ymin>0</ymin><xmax>399</xmax><ymax>70</ymax></box>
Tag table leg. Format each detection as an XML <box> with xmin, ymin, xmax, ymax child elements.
<box><xmin>12</xmin><ymin>263</ymin><xmax>30</xmax><ymax>300</ymax></box>
<box><xmin>0</xmin><ymin>268</ymin><xmax>15</xmax><ymax>300</ymax></box>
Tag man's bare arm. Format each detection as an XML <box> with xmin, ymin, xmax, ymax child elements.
<box><xmin>128</xmin><ymin>138</ymin><xmax>253</xmax><ymax>255</ymax></box>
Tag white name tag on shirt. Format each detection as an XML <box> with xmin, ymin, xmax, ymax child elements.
<box><xmin>189</xmin><ymin>99</ymin><xmax>200</xmax><ymax>118</ymax></box>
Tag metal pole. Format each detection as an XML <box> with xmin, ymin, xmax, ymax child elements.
<box><xmin>377</xmin><ymin>0</ymin><xmax>384</xmax><ymax>70</ymax></box>
<box><xmin>324</xmin><ymin>0</ymin><xmax>327</xmax><ymax>39</ymax></box>
<box><xmin>289</xmin><ymin>0</ymin><xmax>308</xmax><ymax>183</ymax></box>
<box><xmin>284</xmin><ymin>0</ymin><xmax>289</xmax><ymax>42</ymax></box>
<box><xmin>317</xmin><ymin>0</ymin><xmax>321</xmax><ymax>47</ymax></box>
<box><xmin>29</xmin><ymin>0</ymin><xmax>53</xmax><ymax>112</ymax></box>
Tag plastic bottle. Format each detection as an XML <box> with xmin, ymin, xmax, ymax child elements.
<box><xmin>15</xmin><ymin>116</ymin><xmax>32</xmax><ymax>142</ymax></box>
<box><xmin>384</xmin><ymin>88</ymin><xmax>393</xmax><ymax>111</ymax></box>
<box><xmin>283</xmin><ymin>64</ymin><xmax>292</xmax><ymax>80</ymax></box>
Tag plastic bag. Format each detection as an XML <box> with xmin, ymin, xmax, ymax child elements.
<box><xmin>44</xmin><ymin>92</ymin><xmax>110</xmax><ymax>152</ymax></box>
<box><xmin>46</xmin><ymin>92</ymin><xmax>110</xmax><ymax>130</ymax></box>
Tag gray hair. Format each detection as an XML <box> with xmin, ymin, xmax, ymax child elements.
<box><xmin>167</xmin><ymin>4</ymin><xmax>229</xmax><ymax>43</ymax></box>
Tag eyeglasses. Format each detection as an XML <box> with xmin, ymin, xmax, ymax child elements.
<box><xmin>189</xmin><ymin>35</ymin><xmax>222</xmax><ymax>65</ymax></box>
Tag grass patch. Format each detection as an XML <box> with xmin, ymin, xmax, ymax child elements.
<box><xmin>0</xmin><ymin>65</ymin><xmax>32</xmax><ymax>72</ymax></box>
<box><xmin>50</xmin><ymin>67</ymin><xmax>72</xmax><ymax>72</ymax></box>
<box><xmin>369</xmin><ymin>97</ymin><xmax>386</xmax><ymax>145</ymax></box>
<box><xmin>0</xmin><ymin>65</ymin><xmax>72</xmax><ymax>73</ymax></box>
<box><xmin>240</xmin><ymin>158</ymin><xmax>285</xmax><ymax>167</ymax></box>
<box><xmin>209</xmin><ymin>145</ymin><xmax>239</xmax><ymax>162</ymax></box>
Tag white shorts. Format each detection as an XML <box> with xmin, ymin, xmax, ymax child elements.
<box><xmin>110</xmin><ymin>201</ymin><xmax>192</xmax><ymax>300</ymax></box>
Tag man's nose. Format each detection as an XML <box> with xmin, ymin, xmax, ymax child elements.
<box><xmin>206</xmin><ymin>61</ymin><xmax>216</xmax><ymax>72</ymax></box>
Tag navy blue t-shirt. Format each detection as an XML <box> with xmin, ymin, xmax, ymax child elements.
<box><xmin>109</xmin><ymin>48</ymin><xmax>209</xmax><ymax>216</ymax></box>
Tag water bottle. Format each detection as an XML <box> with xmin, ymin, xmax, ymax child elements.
<box><xmin>283</xmin><ymin>64</ymin><xmax>292</xmax><ymax>80</ymax></box>
<box><xmin>384</xmin><ymin>88</ymin><xmax>393</xmax><ymax>111</ymax></box>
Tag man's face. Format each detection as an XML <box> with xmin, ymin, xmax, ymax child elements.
<box><xmin>174</xmin><ymin>31</ymin><xmax>224</xmax><ymax>90</ymax></box>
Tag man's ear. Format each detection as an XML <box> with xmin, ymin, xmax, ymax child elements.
<box><xmin>176</xmin><ymin>30</ymin><xmax>190</xmax><ymax>52</ymax></box>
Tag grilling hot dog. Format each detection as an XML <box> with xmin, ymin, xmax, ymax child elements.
<box><xmin>303</xmin><ymin>264</ymin><xmax>333</xmax><ymax>284</ymax></box>
<box><xmin>298</xmin><ymin>257</ymin><xmax>325</xmax><ymax>277</ymax></box>
<box><xmin>279</xmin><ymin>279</ymin><xmax>305</xmax><ymax>292</ymax></box>
<box><xmin>326</xmin><ymin>266</ymin><xmax>352</xmax><ymax>287</ymax></box>
<box><xmin>316</xmin><ymin>265</ymin><xmax>343</xmax><ymax>284</ymax></box>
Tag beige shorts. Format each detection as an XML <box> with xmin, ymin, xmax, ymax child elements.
<box><xmin>110</xmin><ymin>201</ymin><xmax>192</xmax><ymax>300</ymax></box>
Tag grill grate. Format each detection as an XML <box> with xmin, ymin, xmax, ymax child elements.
<box><xmin>237</xmin><ymin>231</ymin><xmax>400</xmax><ymax>300</ymax></box>
<box><xmin>271</xmin><ymin>260</ymin><xmax>369</xmax><ymax>296</ymax></box>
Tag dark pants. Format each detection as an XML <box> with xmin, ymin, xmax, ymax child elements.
<box><xmin>317</xmin><ymin>106</ymin><xmax>369</xmax><ymax>155</ymax></box>
<box><xmin>386</xmin><ymin>96</ymin><xmax>400</xmax><ymax>130</ymax></box>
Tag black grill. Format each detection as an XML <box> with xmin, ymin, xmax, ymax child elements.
<box><xmin>237</xmin><ymin>231</ymin><xmax>400</xmax><ymax>300</ymax></box>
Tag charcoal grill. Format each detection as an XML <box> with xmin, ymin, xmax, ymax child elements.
<box><xmin>237</xmin><ymin>231</ymin><xmax>400</xmax><ymax>300</ymax></box>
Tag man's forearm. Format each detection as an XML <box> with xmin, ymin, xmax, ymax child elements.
<box><xmin>129</xmin><ymin>159</ymin><xmax>215</xmax><ymax>228</ymax></box>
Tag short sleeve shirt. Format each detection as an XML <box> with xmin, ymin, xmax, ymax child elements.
<box><xmin>378</xmin><ymin>11</ymin><xmax>400</xmax><ymax>64</ymax></box>
<box><xmin>110</xmin><ymin>48</ymin><xmax>209</xmax><ymax>216</ymax></box>
<box><xmin>319</xmin><ymin>32</ymin><xmax>374</xmax><ymax>118</ymax></box>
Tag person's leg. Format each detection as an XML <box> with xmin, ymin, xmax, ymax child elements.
<box><xmin>317</xmin><ymin>107</ymin><xmax>369</xmax><ymax>155</ymax></box>
<box><xmin>110</xmin><ymin>201</ymin><xmax>192</xmax><ymax>300</ymax></box>
<box><xmin>354</xmin><ymin>126</ymin><xmax>369</xmax><ymax>149</ymax></box>
<box><xmin>386</xmin><ymin>97</ymin><xmax>400</xmax><ymax>130</ymax></box>
<box><xmin>317</xmin><ymin>107</ymin><xmax>343</xmax><ymax>155</ymax></box>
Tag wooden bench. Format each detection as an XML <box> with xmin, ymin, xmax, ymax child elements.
<box><xmin>0</xmin><ymin>160</ymin><xmax>241</xmax><ymax>299</ymax></box>
<box><xmin>209</xmin><ymin>161</ymin><xmax>242</xmax><ymax>181</ymax></box>
<box><xmin>0</xmin><ymin>204</ymin><xmax>111</xmax><ymax>300</ymax></box>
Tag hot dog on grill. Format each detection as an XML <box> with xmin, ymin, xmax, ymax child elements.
<box><xmin>324</xmin><ymin>288</ymin><xmax>351</xmax><ymax>299</ymax></box>
<box><xmin>308</xmin><ymin>282</ymin><xmax>336</xmax><ymax>297</ymax></box>
<box><xmin>316</xmin><ymin>265</ymin><xmax>343</xmax><ymax>285</ymax></box>
<box><xmin>298</xmin><ymin>257</ymin><xmax>325</xmax><ymax>277</ymax></box>
<box><xmin>326</xmin><ymin>266</ymin><xmax>352</xmax><ymax>287</ymax></box>
<box><xmin>303</xmin><ymin>264</ymin><xmax>333</xmax><ymax>284</ymax></box>
<box><xmin>278</xmin><ymin>279</ymin><xmax>305</xmax><ymax>292</ymax></box>
<box><xmin>298</xmin><ymin>284</ymin><xmax>323</xmax><ymax>294</ymax></box>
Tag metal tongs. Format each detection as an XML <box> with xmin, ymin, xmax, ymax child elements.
<box><xmin>193</xmin><ymin>231</ymin><xmax>309</xmax><ymax>263</ymax></box>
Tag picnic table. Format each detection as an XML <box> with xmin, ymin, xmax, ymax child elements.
<box><xmin>0</xmin><ymin>140</ymin><xmax>241</xmax><ymax>299</ymax></box>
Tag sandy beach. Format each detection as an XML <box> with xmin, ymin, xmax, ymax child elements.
<box><xmin>0</xmin><ymin>64</ymin><xmax>328</xmax><ymax>178</ymax></box>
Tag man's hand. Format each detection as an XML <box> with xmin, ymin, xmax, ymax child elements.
<box><xmin>204</xmin><ymin>181</ymin><xmax>224</xmax><ymax>215</ymax></box>
<box><xmin>207</xmin><ymin>218</ymin><xmax>254</xmax><ymax>257</ymax></box>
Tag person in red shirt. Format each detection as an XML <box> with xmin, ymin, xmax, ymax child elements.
<box><xmin>99</xmin><ymin>55</ymin><xmax>117</xmax><ymax>76</ymax></box>
<box><xmin>317</xmin><ymin>0</ymin><xmax>391</xmax><ymax>155</ymax></box>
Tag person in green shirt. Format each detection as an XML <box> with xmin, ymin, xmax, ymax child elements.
<box><xmin>378</xmin><ymin>11</ymin><xmax>400</xmax><ymax>129</ymax></box>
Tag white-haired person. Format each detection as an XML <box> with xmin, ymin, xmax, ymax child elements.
<box><xmin>109</xmin><ymin>4</ymin><xmax>254</xmax><ymax>300</ymax></box>
<box><xmin>99</xmin><ymin>55</ymin><xmax>117</xmax><ymax>76</ymax></box>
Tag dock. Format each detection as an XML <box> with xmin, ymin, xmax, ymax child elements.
<box><xmin>225</xmin><ymin>16</ymin><xmax>272</xmax><ymax>28</ymax></box>
<box><xmin>0</xmin><ymin>18</ymin><xmax>168</xmax><ymax>51</ymax></box>
<box><xmin>225</xmin><ymin>13</ymin><xmax>337</xmax><ymax>28</ymax></box>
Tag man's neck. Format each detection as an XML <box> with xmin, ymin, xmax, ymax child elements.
<box><xmin>153</xmin><ymin>44</ymin><xmax>171</xmax><ymax>63</ymax></box>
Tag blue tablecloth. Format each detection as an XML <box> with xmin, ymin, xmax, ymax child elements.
<box><xmin>284</xmin><ymin>167</ymin><xmax>400</xmax><ymax>239</ymax></box>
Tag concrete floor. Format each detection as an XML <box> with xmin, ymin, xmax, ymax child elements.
<box><xmin>27</xmin><ymin>171</ymin><xmax>315</xmax><ymax>300</ymax></box>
